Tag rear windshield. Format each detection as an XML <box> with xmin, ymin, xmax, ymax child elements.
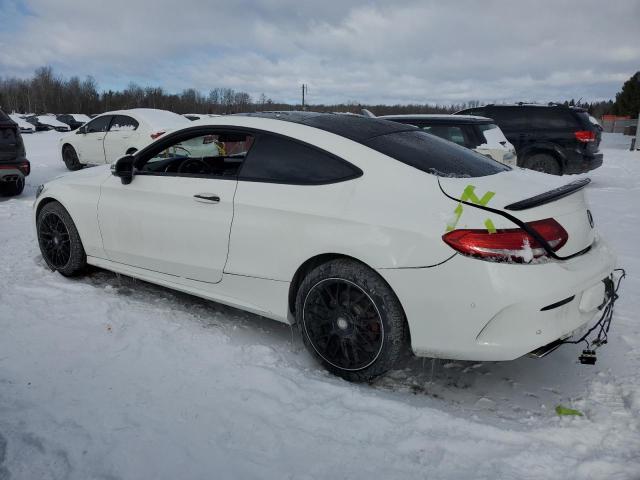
<box><xmin>364</xmin><ymin>130</ymin><xmax>509</xmax><ymax>177</ymax></box>
<box><xmin>0</xmin><ymin>126</ymin><xmax>17</xmax><ymax>144</ymax></box>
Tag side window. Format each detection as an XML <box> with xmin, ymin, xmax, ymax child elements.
<box><xmin>419</xmin><ymin>124</ymin><xmax>477</xmax><ymax>148</ymax></box>
<box><xmin>109</xmin><ymin>115</ymin><xmax>139</xmax><ymax>132</ymax></box>
<box><xmin>239</xmin><ymin>134</ymin><xmax>361</xmax><ymax>185</ymax></box>
<box><xmin>420</xmin><ymin>125</ymin><xmax>470</xmax><ymax>147</ymax></box>
<box><xmin>486</xmin><ymin>108</ymin><xmax>528</xmax><ymax>130</ymax></box>
<box><xmin>86</xmin><ymin>115</ymin><xmax>112</xmax><ymax>133</ymax></box>
<box><xmin>528</xmin><ymin>109</ymin><xmax>577</xmax><ymax>129</ymax></box>
<box><xmin>139</xmin><ymin>131</ymin><xmax>254</xmax><ymax>178</ymax></box>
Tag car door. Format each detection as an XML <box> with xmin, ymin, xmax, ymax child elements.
<box><xmin>75</xmin><ymin>115</ymin><xmax>113</xmax><ymax>164</ymax></box>
<box><xmin>97</xmin><ymin>129</ymin><xmax>253</xmax><ymax>284</ymax></box>
<box><xmin>103</xmin><ymin>115</ymin><xmax>140</xmax><ymax>164</ymax></box>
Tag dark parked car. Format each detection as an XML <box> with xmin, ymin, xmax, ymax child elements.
<box><xmin>0</xmin><ymin>110</ymin><xmax>30</xmax><ymax>196</ymax></box>
<box><xmin>455</xmin><ymin>104</ymin><xmax>602</xmax><ymax>175</ymax></box>
<box><xmin>57</xmin><ymin>114</ymin><xmax>92</xmax><ymax>130</ymax></box>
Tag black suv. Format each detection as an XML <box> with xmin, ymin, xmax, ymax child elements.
<box><xmin>0</xmin><ymin>109</ymin><xmax>30</xmax><ymax>196</ymax></box>
<box><xmin>455</xmin><ymin>104</ymin><xmax>602</xmax><ymax>175</ymax></box>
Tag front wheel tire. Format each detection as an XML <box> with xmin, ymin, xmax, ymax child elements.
<box><xmin>62</xmin><ymin>145</ymin><xmax>84</xmax><ymax>171</ymax></box>
<box><xmin>37</xmin><ymin>201</ymin><xmax>87</xmax><ymax>276</ymax></box>
<box><xmin>296</xmin><ymin>259</ymin><xmax>407</xmax><ymax>382</ymax></box>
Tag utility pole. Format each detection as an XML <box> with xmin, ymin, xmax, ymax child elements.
<box><xmin>301</xmin><ymin>84</ymin><xmax>308</xmax><ymax>111</ymax></box>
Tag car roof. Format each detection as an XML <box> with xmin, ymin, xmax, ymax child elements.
<box><xmin>474</xmin><ymin>103</ymin><xmax>587</xmax><ymax>113</ymax></box>
<box><xmin>237</xmin><ymin>111</ymin><xmax>415</xmax><ymax>142</ymax></box>
<box><xmin>380</xmin><ymin>114</ymin><xmax>494</xmax><ymax>124</ymax></box>
<box><xmin>96</xmin><ymin>108</ymin><xmax>191</xmax><ymax>128</ymax></box>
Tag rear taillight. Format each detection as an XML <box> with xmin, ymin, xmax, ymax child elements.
<box><xmin>442</xmin><ymin>218</ymin><xmax>568</xmax><ymax>263</ymax></box>
<box><xmin>18</xmin><ymin>160</ymin><xmax>30</xmax><ymax>176</ymax></box>
<box><xmin>574</xmin><ymin>130</ymin><xmax>596</xmax><ymax>143</ymax></box>
<box><xmin>150</xmin><ymin>131</ymin><xmax>166</xmax><ymax>139</ymax></box>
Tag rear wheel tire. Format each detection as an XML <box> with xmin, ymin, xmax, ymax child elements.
<box><xmin>0</xmin><ymin>176</ymin><xmax>24</xmax><ymax>196</ymax></box>
<box><xmin>62</xmin><ymin>145</ymin><xmax>84</xmax><ymax>171</ymax></box>
<box><xmin>523</xmin><ymin>153</ymin><xmax>561</xmax><ymax>175</ymax></box>
<box><xmin>37</xmin><ymin>201</ymin><xmax>86</xmax><ymax>276</ymax></box>
<box><xmin>295</xmin><ymin>259</ymin><xmax>407</xmax><ymax>382</ymax></box>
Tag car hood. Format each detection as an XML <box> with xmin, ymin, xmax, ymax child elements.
<box><xmin>49</xmin><ymin>164</ymin><xmax>111</xmax><ymax>184</ymax></box>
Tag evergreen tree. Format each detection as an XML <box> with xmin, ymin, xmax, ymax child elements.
<box><xmin>612</xmin><ymin>71</ymin><xmax>640</xmax><ymax>118</ymax></box>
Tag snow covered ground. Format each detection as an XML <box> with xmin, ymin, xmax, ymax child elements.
<box><xmin>1</xmin><ymin>131</ymin><xmax>639</xmax><ymax>479</ymax></box>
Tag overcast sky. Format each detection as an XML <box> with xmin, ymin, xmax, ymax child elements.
<box><xmin>0</xmin><ymin>0</ymin><xmax>638</xmax><ymax>105</ymax></box>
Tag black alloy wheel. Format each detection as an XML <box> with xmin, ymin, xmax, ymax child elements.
<box><xmin>62</xmin><ymin>146</ymin><xmax>83</xmax><ymax>171</ymax></box>
<box><xmin>303</xmin><ymin>278</ymin><xmax>384</xmax><ymax>371</ymax></box>
<box><xmin>296</xmin><ymin>259</ymin><xmax>407</xmax><ymax>382</ymax></box>
<box><xmin>37</xmin><ymin>201</ymin><xmax>87</xmax><ymax>276</ymax></box>
<box><xmin>39</xmin><ymin>211</ymin><xmax>72</xmax><ymax>268</ymax></box>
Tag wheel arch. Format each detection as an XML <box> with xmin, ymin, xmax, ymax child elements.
<box><xmin>35</xmin><ymin>196</ymin><xmax>62</xmax><ymax>219</ymax></box>
<box><xmin>519</xmin><ymin>143</ymin><xmax>565</xmax><ymax>169</ymax></box>
<box><xmin>287</xmin><ymin>253</ymin><xmax>408</xmax><ymax>327</ymax></box>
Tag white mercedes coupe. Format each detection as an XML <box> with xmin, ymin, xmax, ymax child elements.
<box><xmin>34</xmin><ymin>112</ymin><xmax>620</xmax><ymax>381</ymax></box>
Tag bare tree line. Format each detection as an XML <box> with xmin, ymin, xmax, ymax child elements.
<box><xmin>0</xmin><ymin>66</ymin><xmax>616</xmax><ymax>117</ymax></box>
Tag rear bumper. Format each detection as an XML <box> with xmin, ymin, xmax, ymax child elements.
<box><xmin>564</xmin><ymin>151</ymin><xmax>603</xmax><ymax>174</ymax></box>
<box><xmin>377</xmin><ymin>239</ymin><xmax>616</xmax><ymax>361</ymax></box>
<box><xmin>0</xmin><ymin>167</ymin><xmax>24</xmax><ymax>183</ymax></box>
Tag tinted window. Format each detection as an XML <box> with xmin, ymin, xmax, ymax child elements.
<box><xmin>110</xmin><ymin>115</ymin><xmax>139</xmax><ymax>132</ymax></box>
<box><xmin>86</xmin><ymin>115</ymin><xmax>112</xmax><ymax>133</ymax></box>
<box><xmin>485</xmin><ymin>108</ymin><xmax>528</xmax><ymax>130</ymax></box>
<box><xmin>364</xmin><ymin>130</ymin><xmax>508</xmax><ymax>177</ymax></box>
<box><xmin>239</xmin><ymin>134</ymin><xmax>360</xmax><ymax>184</ymax></box>
<box><xmin>528</xmin><ymin>109</ymin><xmax>578</xmax><ymax>129</ymax></box>
<box><xmin>421</xmin><ymin>125</ymin><xmax>467</xmax><ymax>146</ymax></box>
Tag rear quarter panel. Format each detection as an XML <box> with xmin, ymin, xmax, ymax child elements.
<box><xmin>225</xmin><ymin>122</ymin><xmax>460</xmax><ymax>281</ymax></box>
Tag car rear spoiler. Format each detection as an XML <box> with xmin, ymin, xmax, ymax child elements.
<box><xmin>504</xmin><ymin>178</ymin><xmax>591</xmax><ymax>211</ymax></box>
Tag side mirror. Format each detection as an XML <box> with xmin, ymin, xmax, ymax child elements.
<box><xmin>111</xmin><ymin>155</ymin><xmax>135</xmax><ymax>185</ymax></box>
<box><xmin>76</xmin><ymin>125</ymin><xmax>87</xmax><ymax>134</ymax></box>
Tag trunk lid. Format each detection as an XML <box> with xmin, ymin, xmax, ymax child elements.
<box><xmin>438</xmin><ymin>169</ymin><xmax>595</xmax><ymax>258</ymax></box>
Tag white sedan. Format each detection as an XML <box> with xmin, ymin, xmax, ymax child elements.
<box><xmin>34</xmin><ymin>112</ymin><xmax>619</xmax><ymax>381</ymax></box>
<box><xmin>59</xmin><ymin>108</ymin><xmax>190</xmax><ymax>170</ymax></box>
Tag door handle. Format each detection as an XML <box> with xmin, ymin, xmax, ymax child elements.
<box><xmin>194</xmin><ymin>194</ymin><xmax>220</xmax><ymax>203</ymax></box>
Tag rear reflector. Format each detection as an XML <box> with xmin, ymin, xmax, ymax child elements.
<box><xmin>574</xmin><ymin>130</ymin><xmax>596</xmax><ymax>143</ymax></box>
<box><xmin>150</xmin><ymin>131</ymin><xmax>166</xmax><ymax>139</ymax></box>
<box><xmin>442</xmin><ymin>218</ymin><xmax>568</xmax><ymax>263</ymax></box>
